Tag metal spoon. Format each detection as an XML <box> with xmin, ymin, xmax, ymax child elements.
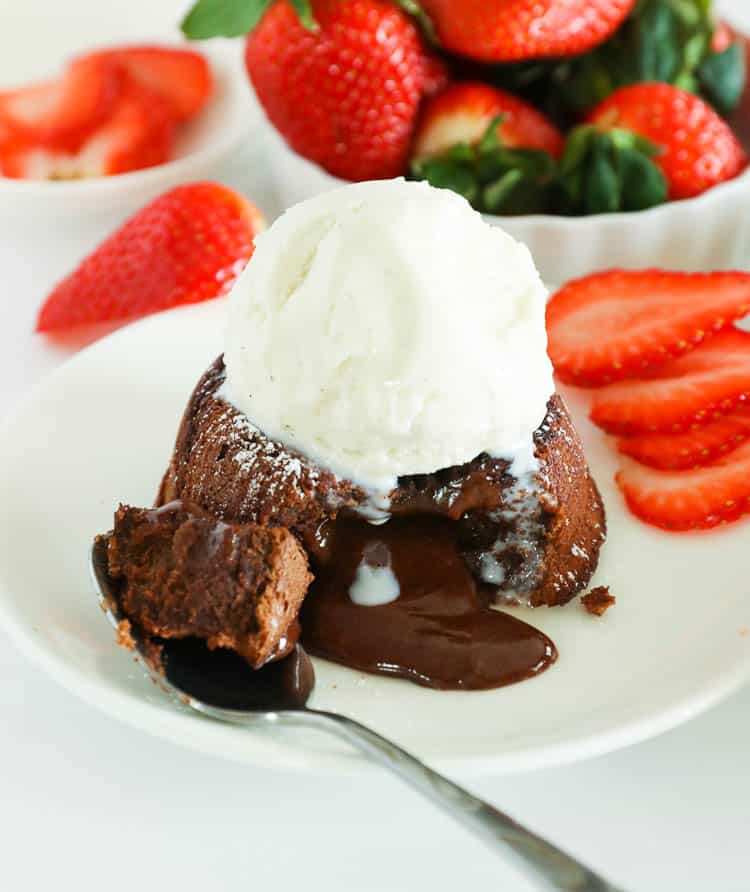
<box><xmin>91</xmin><ymin>538</ymin><xmax>625</xmax><ymax>892</ymax></box>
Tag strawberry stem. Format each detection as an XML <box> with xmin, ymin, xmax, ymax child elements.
<box><xmin>181</xmin><ymin>0</ymin><xmax>316</xmax><ymax>39</ymax></box>
<box><xmin>396</xmin><ymin>0</ymin><xmax>437</xmax><ymax>44</ymax></box>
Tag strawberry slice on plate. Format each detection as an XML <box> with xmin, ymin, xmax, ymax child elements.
<box><xmin>616</xmin><ymin>440</ymin><xmax>750</xmax><ymax>531</ymax></box>
<box><xmin>590</xmin><ymin>329</ymin><xmax>750</xmax><ymax>435</ymax></box>
<box><xmin>0</xmin><ymin>54</ymin><xmax>121</xmax><ymax>152</ymax></box>
<box><xmin>91</xmin><ymin>46</ymin><xmax>212</xmax><ymax>121</ymax></box>
<box><xmin>36</xmin><ymin>182</ymin><xmax>264</xmax><ymax>331</ymax></box>
<box><xmin>546</xmin><ymin>270</ymin><xmax>750</xmax><ymax>387</ymax></box>
<box><xmin>1</xmin><ymin>79</ymin><xmax>175</xmax><ymax>180</ymax></box>
<box><xmin>616</xmin><ymin>406</ymin><xmax>750</xmax><ymax>470</ymax></box>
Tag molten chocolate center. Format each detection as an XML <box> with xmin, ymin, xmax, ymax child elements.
<box><xmin>301</xmin><ymin>514</ymin><xmax>556</xmax><ymax>690</ymax></box>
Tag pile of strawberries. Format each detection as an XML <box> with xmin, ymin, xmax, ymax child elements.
<box><xmin>181</xmin><ymin>0</ymin><xmax>749</xmax><ymax>215</ymax></box>
<box><xmin>0</xmin><ymin>46</ymin><xmax>212</xmax><ymax>179</ymax></box>
<box><xmin>546</xmin><ymin>270</ymin><xmax>750</xmax><ymax>532</ymax></box>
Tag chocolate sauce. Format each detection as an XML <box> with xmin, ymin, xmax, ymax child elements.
<box><xmin>302</xmin><ymin>515</ymin><xmax>556</xmax><ymax>690</ymax></box>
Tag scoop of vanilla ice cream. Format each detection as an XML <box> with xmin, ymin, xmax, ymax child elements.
<box><xmin>224</xmin><ymin>179</ymin><xmax>554</xmax><ymax>490</ymax></box>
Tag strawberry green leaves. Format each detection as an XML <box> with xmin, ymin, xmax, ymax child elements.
<box><xmin>697</xmin><ymin>40</ymin><xmax>747</xmax><ymax>115</ymax></box>
<box><xmin>410</xmin><ymin>118</ymin><xmax>667</xmax><ymax>216</ymax></box>
<box><xmin>556</xmin><ymin>126</ymin><xmax>668</xmax><ymax>215</ymax></box>
<box><xmin>181</xmin><ymin>0</ymin><xmax>316</xmax><ymax>38</ymax></box>
<box><xmin>409</xmin><ymin>117</ymin><xmax>558</xmax><ymax>215</ymax></box>
<box><xmin>552</xmin><ymin>0</ymin><xmax>745</xmax><ymax>116</ymax></box>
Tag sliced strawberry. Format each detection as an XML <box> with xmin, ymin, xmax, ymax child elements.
<box><xmin>1</xmin><ymin>80</ymin><xmax>175</xmax><ymax>180</ymax></box>
<box><xmin>616</xmin><ymin>406</ymin><xmax>750</xmax><ymax>470</ymax></box>
<box><xmin>90</xmin><ymin>80</ymin><xmax>176</xmax><ymax>175</ymax></box>
<box><xmin>616</xmin><ymin>440</ymin><xmax>750</xmax><ymax>531</ymax></box>
<box><xmin>90</xmin><ymin>46</ymin><xmax>213</xmax><ymax>121</ymax></box>
<box><xmin>36</xmin><ymin>182</ymin><xmax>264</xmax><ymax>331</ymax></box>
<box><xmin>546</xmin><ymin>270</ymin><xmax>750</xmax><ymax>387</ymax></box>
<box><xmin>0</xmin><ymin>55</ymin><xmax>121</xmax><ymax>152</ymax></box>
<box><xmin>590</xmin><ymin>330</ymin><xmax>750</xmax><ymax>435</ymax></box>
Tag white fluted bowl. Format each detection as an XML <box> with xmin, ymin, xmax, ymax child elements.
<box><xmin>262</xmin><ymin>118</ymin><xmax>750</xmax><ymax>282</ymax></box>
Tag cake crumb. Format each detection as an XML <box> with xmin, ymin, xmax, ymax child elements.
<box><xmin>117</xmin><ymin>619</ymin><xmax>137</xmax><ymax>650</ymax></box>
<box><xmin>581</xmin><ymin>586</ymin><xmax>616</xmax><ymax>617</ymax></box>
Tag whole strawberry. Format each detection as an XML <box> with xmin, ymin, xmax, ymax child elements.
<box><xmin>587</xmin><ymin>82</ymin><xmax>748</xmax><ymax>200</ymax></box>
<box><xmin>417</xmin><ymin>0</ymin><xmax>636</xmax><ymax>63</ymax></box>
<box><xmin>410</xmin><ymin>82</ymin><xmax>563</xmax><ymax>214</ymax></box>
<box><xmin>36</xmin><ymin>183</ymin><xmax>264</xmax><ymax>331</ymax></box>
<box><xmin>183</xmin><ymin>0</ymin><xmax>446</xmax><ymax>181</ymax></box>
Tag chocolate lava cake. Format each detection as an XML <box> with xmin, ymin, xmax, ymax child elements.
<box><xmin>159</xmin><ymin>357</ymin><xmax>605</xmax><ymax>609</ymax></box>
<box><xmin>102</xmin><ymin>357</ymin><xmax>606</xmax><ymax>691</ymax></box>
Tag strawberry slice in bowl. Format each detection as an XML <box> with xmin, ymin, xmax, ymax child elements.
<box><xmin>616</xmin><ymin>440</ymin><xmax>750</xmax><ymax>531</ymax></box>
<box><xmin>0</xmin><ymin>54</ymin><xmax>122</xmax><ymax>153</ymax></box>
<box><xmin>589</xmin><ymin>329</ymin><xmax>750</xmax><ymax>436</ymax></box>
<box><xmin>87</xmin><ymin>45</ymin><xmax>213</xmax><ymax>123</ymax></box>
<box><xmin>1</xmin><ymin>79</ymin><xmax>177</xmax><ymax>180</ymax></box>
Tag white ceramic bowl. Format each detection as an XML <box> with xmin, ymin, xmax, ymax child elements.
<box><xmin>0</xmin><ymin>0</ymin><xmax>265</xmax><ymax>300</ymax></box>
<box><xmin>262</xmin><ymin>113</ymin><xmax>750</xmax><ymax>283</ymax></box>
<box><xmin>0</xmin><ymin>46</ymin><xmax>256</xmax><ymax>266</ymax></box>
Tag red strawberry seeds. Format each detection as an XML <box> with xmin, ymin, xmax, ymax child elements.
<box><xmin>589</xmin><ymin>329</ymin><xmax>750</xmax><ymax>435</ymax></box>
<box><xmin>616</xmin><ymin>406</ymin><xmax>750</xmax><ymax>470</ymax></box>
<box><xmin>616</xmin><ymin>440</ymin><xmax>750</xmax><ymax>531</ymax></box>
<box><xmin>546</xmin><ymin>270</ymin><xmax>750</xmax><ymax>387</ymax></box>
<box><xmin>587</xmin><ymin>83</ymin><xmax>748</xmax><ymax>199</ymax></box>
<box><xmin>244</xmin><ymin>0</ymin><xmax>443</xmax><ymax>181</ymax></box>
<box><xmin>418</xmin><ymin>0</ymin><xmax>636</xmax><ymax>62</ymax></box>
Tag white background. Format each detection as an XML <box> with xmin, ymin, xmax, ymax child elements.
<box><xmin>1</xmin><ymin>2</ymin><xmax>749</xmax><ymax>890</ymax></box>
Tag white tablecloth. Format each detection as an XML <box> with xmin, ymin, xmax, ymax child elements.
<box><xmin>1</xmin><ymin>2</ymin><xmax>748</xmax><ymax>889</ymax></box>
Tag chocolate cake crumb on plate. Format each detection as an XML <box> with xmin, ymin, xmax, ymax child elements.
<box><xmin>581</xmin><ymin>586</ymin><xmax>616</xmax><ymax>617</ymax></box>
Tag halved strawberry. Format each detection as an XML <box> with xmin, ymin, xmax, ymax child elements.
<box><xmin>546</xmin><ymin>270</ymin><xmax>750</xmax><ymax>387</ymax></box>
<box><xmin>0</xmin><ymin>55</ymin><xmax>121</xmax><ymax>152</ymax></box>
<box><xmin>2</xmin><ymin>80</ymin><xmax>175</xmax><ymax>180</ymax></box>
<box><xmin>616</xmin><ymin>406</ymin><xmax>750</xmax><ymax>470</ymax></box>
<box><xmin>590</xmin><ymin>329</ymin><xmax>750</xmax><ymax>435</ymax></box>
<box><xmin>616</xmin><ymin>440</ymin><xmax>750</xmax><ymax>531</ymax></box>
<box><xmin>36</xmin><ymin>182</ymin><xmax>264</xmax><ymax>331</ymax></box>
<box><xmin>90</xmin><ymin>46</ymin><xmax>212</xmax><ymax>121</ymax></box>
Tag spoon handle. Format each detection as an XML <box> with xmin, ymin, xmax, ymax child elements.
<box><xmin>282</xmin><ymin>709</ymin><xmax>626</xmax><ymax>892</ymax></box>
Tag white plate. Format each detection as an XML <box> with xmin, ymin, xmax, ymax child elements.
<box><xmin>1</xmin><ymin>300</ymin><xmax>749</xmax><ymax>775</ymax></box>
